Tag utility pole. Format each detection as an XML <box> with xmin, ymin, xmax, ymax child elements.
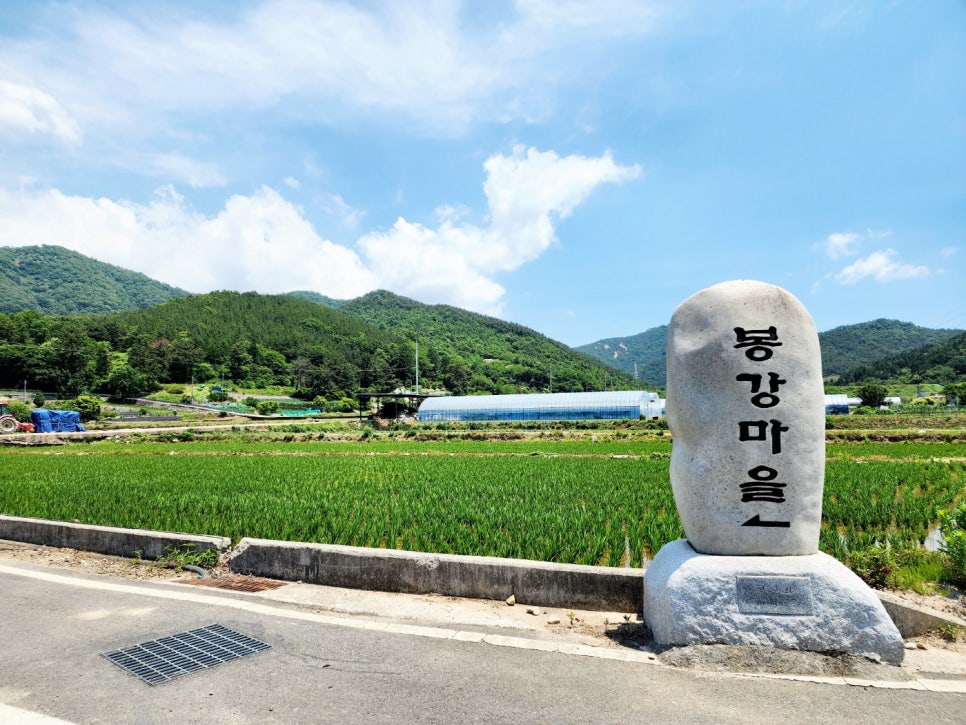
<box><xmin>415</xmin><ymin>341</ymin><xmax>419</xmax><ymax>394</ymax></box>
<box><xmin>549</xmin><ymin>370</ymin><xmax>553</xmax><ymax>394</ymax></box>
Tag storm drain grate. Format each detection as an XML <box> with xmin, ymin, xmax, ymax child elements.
<box><xmin>103</xmin><ymin>624</ymin><xmax>271</xmax><ymax>686</ymax></box>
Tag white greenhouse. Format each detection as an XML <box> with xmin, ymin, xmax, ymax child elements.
<box><xmin>417</xmin><ymin>391</ymin><xmax>665</xmax><ymax>423</ymax></box>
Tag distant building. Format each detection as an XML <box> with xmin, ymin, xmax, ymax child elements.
<box><xmin>418</xmin><ymin>390</ymin><xmax>665</xmax><ymax>423</ymax></box>
<box><xmin>824</xmin><ymin>394</ymin><xmax>860</xmax><ymax>415</ymax></box>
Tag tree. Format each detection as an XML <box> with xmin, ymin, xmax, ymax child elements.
<box><xmin>856</xmin><ymin>383</ymin><xmax>887</xmax><ymax>409</ymax></box>
<box><xmin>168</xmin><ymin>331</ymin><xmax>201</xmax><ymax>383</ymax></box>
<box><xmin>943</xmin><ymin>382</ymin><xmax>966</xmax><ymax>407</ymax></box>
<box><xmin>72</xmin><ymin>394</ymin><xmax>102</xmax><ymax>421</ymax></box>
<box><xmin>104</xmin><ymin>364</ymin><xmax>152</xmax><ymax>399</ymax></box>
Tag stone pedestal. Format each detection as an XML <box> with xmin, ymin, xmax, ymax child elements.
<box><xmin>643</xmin><ymin>540</ymin><xmax>905</xmax><ymax>664</ymax></box>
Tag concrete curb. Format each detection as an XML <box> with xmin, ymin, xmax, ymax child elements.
<box><xmin>228</xmin><ymin>538</ymin><xmax>643</xmax><ymax>612</ymax></box>
<box><xmin>876</xmin><ymin>590</ymin><xmax>966</xmax><ymax>637</ymax></box>
<box><xmin>0</xmin><ymin>514</ymin><xmax>230</xmax><ymax>561</ymax></box>
<box><xmin>1</xmin><ymin>515</ymin><xmax>963</xmax><ymax>637</ymax></box>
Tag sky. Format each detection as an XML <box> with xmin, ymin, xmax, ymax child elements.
<box><xmin>0</xmin><ymin>1</ymin><xmax>963</xmax><ymax>347</ymax></box>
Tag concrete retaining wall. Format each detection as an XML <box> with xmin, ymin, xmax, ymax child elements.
<box><xmin>2</xmin><ymin>515</ymin><xmax>962</xmax><ymax>636</ymax></box>
<box><xmin>0</xmin><ymin>514</ymin><xmax>230</xmax><ymax>561</ymax></box>
<box><xmin>229</xmin><ymin>538</ymin><xmax>643</xmax><ymax>612</ymax></box>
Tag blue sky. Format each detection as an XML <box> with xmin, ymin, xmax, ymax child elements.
<box><xmin>0</xmin><ymin>1</ymin><xmax>962</xmax><ymax>346</ymax></box>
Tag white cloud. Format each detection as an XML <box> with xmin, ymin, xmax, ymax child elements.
<box><xmin>0</xmin><ymin>185</ymin><xmax>377</xmax><ymax>298</ymax></box>
<box><xmin>834</xmin><ymin>249</ymin><xmax>930</xmax><ymax>284</ymax></box>
<box><xmin>0</xmin><ymin>80</ymin><xmax>80</xmax><ymax>142</ymax></box>
<box><xmin>319</xmin><ymin>193</ymin><xmax>365</xmax><ymax>230</ymax></box>
<box><xmin>822</xmin><ymin>228</ymin><xmax>891</xmax><ymax>259</ymax></box>
<box><xmin>0</xmin><ymin>0</ymin><xmax>666</xmax><ymax>141</ymax></box>
<box><xmin>0</xmin><ymin>146</ymin><xmax>640</xmax><ymax>312</ymax></box>
<box><xmin>824</xmin><ymin>232</ymin><xmax>861</xmax><ymax>260</ymax></box>
<box><xmin>358</xmin><ymin>146</ymin><xmax>640</xmax><ymax>312</ymax></box>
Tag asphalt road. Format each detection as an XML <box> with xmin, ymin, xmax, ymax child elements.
<box><xmin>1</xmin><ymin>560</ymin><xmax>963</xmax><ymax>724</ymax></box>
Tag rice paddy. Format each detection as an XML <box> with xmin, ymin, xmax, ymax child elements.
<box><xmin>1</xmin><ymin>431</ymin><xmax>961</xmax><ymax>569</ymax></box>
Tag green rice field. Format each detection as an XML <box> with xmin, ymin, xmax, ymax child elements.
<box><xmin>0</xmin><ymin>433</ymin><xmax>962</xmax><ymax>568</ymax></box>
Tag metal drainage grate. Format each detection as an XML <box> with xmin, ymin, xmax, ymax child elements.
<box><xmin>177</xmin><ymin>575</ymin><xmax>285</xmax><ymax>593</ymax></box>
<box><xmin>103</xmin><ymin>624</ymin><xmax>271</xmax><ymax>686</ymax></box>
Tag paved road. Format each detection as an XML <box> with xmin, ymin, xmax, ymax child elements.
<box><xmin>1</xmin><ymin>560</ymin><xmax>963</xmax><ymax>724</ymax></box>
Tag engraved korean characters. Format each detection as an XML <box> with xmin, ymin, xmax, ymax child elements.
<box><xmin>666</xmin><ymin>281</ymin><xmax>826</xmax><ymax>556</ymax></box>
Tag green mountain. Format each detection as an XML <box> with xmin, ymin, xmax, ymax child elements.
<box><xmin>838</xmin><ymin>331</ymin><xmax>966</xmax><ymax>385</ymax></box>
<box><xmin>817</xmin><ymin>319</ymin><xmax>962</xmax><ymax>378</ymax></box>
<box><xmin>340</xmin><ymin>290</ymin><xmax>640</xmax><ymax>394</ymax></box>
<box><xmin>0</xmin><ymin>245</ymin><xmax>187</xmax><ymax>315</ymax></box>
<box><xmin>575</xmin><ymin>326</ymin><xmax>668</xmax><ymax>387</ymax></box>
<box><xmin>578</xmin><ymin>319</ymin><xmax>964</xmax><ymax>385</ymax></box>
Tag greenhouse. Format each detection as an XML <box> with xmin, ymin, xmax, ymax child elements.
<box><xmin>417</xmin><ymin>390</ymin><xmax>665</xmax><ymax>423</ymax></box>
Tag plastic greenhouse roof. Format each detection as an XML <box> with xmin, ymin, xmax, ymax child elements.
<box><xmin>418</xmin><ymin>391</ymin><xmax>653</xmax><ymax>412</ymax></box>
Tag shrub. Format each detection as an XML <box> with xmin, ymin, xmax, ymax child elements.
<box><xmin>255</xmin><ymin>400</ymin><xmax>279</xmax><ymax>415</ymax></box>
<box><xmin>7</xmin><ymin>401</ymin><xmax>30</xmax><ymax>422</ymax></box>
<box><xmin>32</xmin><ymin>391</ymin><xmax>45</xmax><ymax>408</ymax></box>
<box><xmin>208</xmin><ymin>390</ymin><xmax>229</xmax><ymax>403</ymax></box>
<box><xmin>847</xmin><ymin>547</ymin><xmax>895</xmax><ymax>589</ymax></box>
<box><xmin>73</xmin><ymin>395</ymin><xmax>102</xmax><ymax>422</ymax></box>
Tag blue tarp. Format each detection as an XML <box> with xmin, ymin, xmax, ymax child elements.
<box><xmin>30</xmin><ymin>409</ymin><xmax>87</xmax><ymax>433</ymax></box>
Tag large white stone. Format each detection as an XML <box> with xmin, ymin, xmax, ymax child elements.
<box><xmin>666</xmin><ymin>280</ymin><xmax>825</xmax><ymax>555</ymax></box>
<box><xmin>643</xmin><ymin>540</ymin><xmax>905</xmax><ymax>664</ymax></box>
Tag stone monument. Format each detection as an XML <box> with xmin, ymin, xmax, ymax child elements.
<box><xmin>643</xmin><ymin>280</ymin><xmax>904</xmax><ymax>664</ymax></box>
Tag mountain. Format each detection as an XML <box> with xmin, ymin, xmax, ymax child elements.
<box><xmin>817</xmin><ymin>319</ymin><xmax>963</xmax><ymax>378</ymax></box>
<box><xmin>0</xmin><ymin>245</ymin><xmax>187</xmax><ymax>315</ymax></box>
<box><xmin>340</xmin><ymin>290</ymin><xmax>640</xmax><ymax>394</ymax></box>
<box><xmin>574</xmin><ymin>326</ymin><xmax>668</xmax><ymax>386</ymax></box>
<box><xmin>578</xmin><ymin>319</ymin><xmax>965</xmax><ymax>385</ymax></box>
<box><xmin>837</xmin><ymin>331</ymin><xmax>966</xmax><ymax>385</ymax></box>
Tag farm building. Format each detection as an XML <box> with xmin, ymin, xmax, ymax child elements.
<box><xmin>417</xmin><ymin>390</ymin><xmax>665</xmax><ymax>423</ymax></box>
<box><xmin>824</xmin><ymin>394</ymin><xmax>860</xmax><ymax>415</ymax></box>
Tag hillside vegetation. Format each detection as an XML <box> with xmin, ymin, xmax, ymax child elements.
<box><xmin>0</xmin><ymin>245</ymin><xmax>187</xmax><ymax>315</ymax></box>
<box><xmin>341</xmin><ymin>290</ymin><xmax>638</xmax><ymax>395</ymax></box>
<box><xmin>0</xmin><ymin>290</ymin><xmax>638</xmax><ymax>400</ymax></box>
<box><xmin>838</xmin><ymin>330</ymin><xmax>966</xmax><ymax>385</ymax></box>
<box><xmin>575</xmin><ymin>326</ymin><xmax>667</xmax><ymax>386</ymax></box>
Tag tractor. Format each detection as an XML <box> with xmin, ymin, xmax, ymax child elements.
<box><xmin>0</xmin><ymin>400</ymin><xmax>34</xmax><ymax>433</ymax></box>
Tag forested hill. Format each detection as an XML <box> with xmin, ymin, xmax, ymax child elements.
<box><xmin>818</xmin><ymin>319</ymin><xmax>963</xmax><ymax>377</ymax></box>
<box><xmin>340</xmin><ymin>290</ymin><xmax>639</xmax><ymax>393</ymax></box>
<box><xmin>578</xmin><ymin>319</ymin><xmax>964</xmax><ymax>386</ymax></box>
<box><xmin>0</xmin><ymin>245</ymin><xmax>187</xmax><ymax>315</ymax></box>
<box><xmin>837</xmin><ymin>331</ymin><xmax>966</xmax><ymax>385</ymax></box>
<box><xmin>574</xmin><ymin>326</ymin><xmax>668</xmax><ymax>387</ymax></box>
<box><xmin>0</xmin><ymin>290</ymin><xmax>640</xmax><ymax>398</ymax></box>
